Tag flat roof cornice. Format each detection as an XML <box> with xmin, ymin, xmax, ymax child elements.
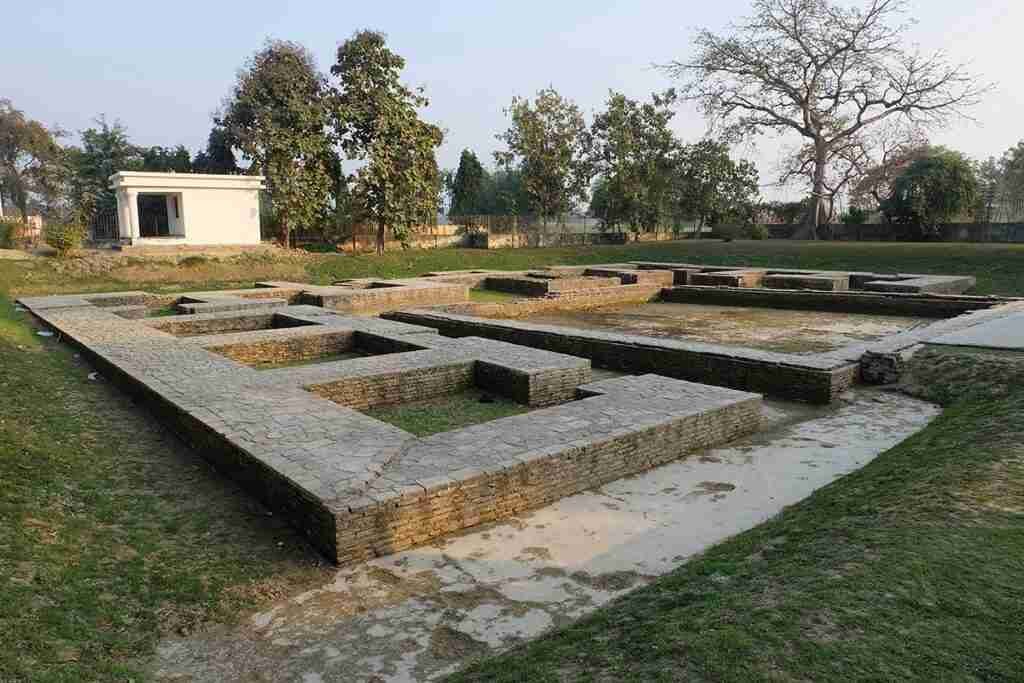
<box><xmin>108</xmin><ymin>171</ymin><xmax>266</xmax><ymax>191</ymax></box>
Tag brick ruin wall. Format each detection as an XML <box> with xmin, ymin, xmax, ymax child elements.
<box><xmin>333</xmin><ymin>394</ymin><xmax>760</xmax><ymax>565</ymax></box>
<box><xmin>386</xmin><ymin>312</ymin><xmax>857</xmax><ymax>404</ymax></box>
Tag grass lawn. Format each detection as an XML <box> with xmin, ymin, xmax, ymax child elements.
<box><xmin>0</xmin><ymin>295</ymin><xmax>329</xmax><ymax>681</ymax></box>
<box><xmin>446</xmin><ymin>348</ymin><xmax>1024</xmax><ymax>681</ymax></box>
<box><xmin>2</xmin><ymin>239</ymin><xmax>1023</xmax><ymax>680</ymax></box>
<box><xmin>365</xmin><ymin>387</ymin><xmax>528</xmax><ymax>436</ymax></box>
<box><xmin>7</xmin><ymin>239</ymin><xmax>1024</xmax><ymax>298</ymax></box>
<box><xmin>468</xmin><ymin>288</ymin><xmax>524</xmax><ymax>303</ymax></box>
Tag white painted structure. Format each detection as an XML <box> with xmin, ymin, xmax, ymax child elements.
<box><xmin>109</xmin><ymin>172</ymin><xmax>265</xmax><ymax>246</ymax></box>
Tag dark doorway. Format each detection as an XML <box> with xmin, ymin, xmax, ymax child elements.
<box><xmin>138</xmin><ymin>195</ymin><xmax>169</xmax><ymax>237</ymax></box>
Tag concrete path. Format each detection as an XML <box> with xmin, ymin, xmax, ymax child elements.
<box><xmin>152</xmin><ymin>388</ymin><xmax>938</xmax><ymax>683</ymax></box>
<box><xmin>928</xmin><ymin>311</ymin><xmax>1024</xmax><ymax>350</ymax></box>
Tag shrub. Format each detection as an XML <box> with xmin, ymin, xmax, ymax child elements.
<box><xmin>302</xmin><ymin>243</ymin><xmax>338</xmax><ymax>253</ymax></box>
<box><xmin>841</xmin><ymin>207</ymin><xmax>869</xmax><ymax>224</ymax></box>
<box><xmin>0</xmin><ymin>219</ymin><xmax>18</xmax><ymax>248</ymax></box>
<box><xmin>44</xmin><ymin>222</ymin><xmax>86</xmax><ymax>256</ymax></box>
<box><xmin>745</xmin><ymin>224</ymin><xmax>769</xmax><ymax>240</ymax></box>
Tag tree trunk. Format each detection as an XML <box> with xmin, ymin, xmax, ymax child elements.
<box><xmin>376</xmin><ymin>220</ymin><xmax>385</xmax><ymax>256</ymax></box>
<box><xmin>278</xmin><ymin>210</ymin><xmax>290</xmax><ymax>248</ymax></box>
<box><xmin>794</xmin><ymin>141</ymin><xmax>828</xmax><ymax>240</ymax></box>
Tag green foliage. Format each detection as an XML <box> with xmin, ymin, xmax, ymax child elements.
<box><xmin>0</xmin><ymin>218</ymin><xmax>20</xmax><ymax>248</ymax></box>
<box><xmin>191</xmin><ymin>125</ymin><xmax>240</xmax><ymax>174</ymax></box>
<box><xmin>589</xmin><ymin>90</ymin><xmax>680</xmax><ymax>232</ymax></box>
<box><xmin>764</xmin><ymin>199</ymin><xmax>810</xmax><ymax>224</ymax></box>
<box><xmin>495</xmin><ymin>88</ymin><xmax>594</xmax><ymax>221</ymax></box>
<box><xmin>672</xmin><ymin>139</ymin><xmax>759</xmax><ymax>228</ymax></box>
<box><xmin>66</xmin><ymin>117</ymin><xmax>143</xmax><ymax>222</ymax></box>
<box><xmin>745</xmin><ymin>223</ymin><xmax>769</xmax><ymax>240</ymax></box>
<box><xmin>220</xmin><ymin>40</ymin><xmax>335</xmax><ymax>246</ymax></box>
<box><xmin>331</xmin><ymin>31</ymin><xmax>444</xmax><ymax>254</ymax></box>
<box><xmin>44</xmin><ymin>221</ymin><xmax>86</xmax><ymax>256</ymax></box>
<box><xmin>450</xmin><ymin>149</ymin><xmax>488</xmax><ymax>216</ymax></box>
<box><xmin>841</xmin><ymin>206</ymin><xmax>869</xmax><ymax>224</ymax></box>
<box><xmin>882</xmin><ymin>149</ymin><xmax>978</xmax><ymax>238</ymax></box>
<box><xmin>664</xmin><ymin>1</ymin><xmax>983</xmax><ymax>234</ymax></box>
<box><xmin>141</xmin><ymin>144</ymin><xmax>193</xmax><ymax>173</ymax></box>
<box><xmin>0</xmin><ymin>99</ymin><xmax>67</xmax><ymax>221</ymax></box>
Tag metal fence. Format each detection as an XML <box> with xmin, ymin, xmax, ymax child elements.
<box><xmin>89</xmin><ymin>210</ymin><xmax>119</xmax><ymax>241</ymax></box>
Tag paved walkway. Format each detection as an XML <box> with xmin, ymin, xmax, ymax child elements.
<box><xmin>151</xmin><ymin>388</ymin><xmax>938</xmax><ymax>683</ymax></box>
<box><xmin>927</xmin><ymin>311</ymin><xmax>1024</xmax><ymax>350</ymax></box>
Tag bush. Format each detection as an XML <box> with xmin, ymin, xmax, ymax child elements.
<box><xmin>745</xmin><ymin>224</ymin><xmax>769</xmax><ymax>240</ymax></box>
<box><xmin>44</xmin><ymin>222</ymin><xmax>86</xmax><ymax>256</ymax></box>
<box><xmin>0</xmin><ymin>219</ymin><xmax>18</xmax><ymax>249</ymax></box>
<box><xmin>301</xmin><ymin>243</ymin><xmax>339</xmax><ymax>253</ymax></box>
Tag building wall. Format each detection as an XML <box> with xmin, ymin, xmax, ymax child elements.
<box><xmin>176</xmin><ymin>187</ymin><xmax>260</xmax><ymax>245</ymax></box>
<box><xmin>110</xmin><ymin>172</ymin><xmax>265</xmax><ymax>247</ymax></box>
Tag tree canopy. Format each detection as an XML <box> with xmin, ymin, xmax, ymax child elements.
<box><xmin>495</xmin><ymin>88</ymin><xmax>594</xmax><ymax>223</ymax></box>
<box><xmin>220</xmin><ymin>40</ymin><xmax>335</xmax><ymax>246</ymax></box>
<box><xmin>0</xmin><ymin>99</ymin><xmax>66</xmax><ymax>221</ymax></box>
<box><xmin>331</xmin><ymin>30</ymin><xmax>444</xmax><ymax>254</ymax></box>
<box><xmin>589</xmin><ymin>90</ymin><xmax>680</xmax><ymax>232</ymax></box>
<box><xmin>663</xmin><ymin>0</ymin><xmax>986</xmax><ymax>237</ymax></box>
<box><xmin>672</xmin><ymin>139</ymin><xmax>760</xmax><ymax>229</ymax></box>
<box><xmin>882</xmin><ymin>148</ymin><xmax>977</xmax><ymax>237</ymax></box>
<box><xmin>449</xmin><ymin>149</ymin><xmax>488</xmax><ymax>216</ymax></box>
<box><xmin>191</xmin><ymin>125</ymin><xmax>240</xmax><ymax>175</ymax></box>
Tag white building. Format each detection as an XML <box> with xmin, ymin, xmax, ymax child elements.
<box><xmin>109</xmin><ymin>172</ymin><xmax>265</xmax><ymax>246</ymax></box>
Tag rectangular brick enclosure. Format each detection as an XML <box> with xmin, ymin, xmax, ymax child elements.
<box><xmin>19</xmin><ymin>285</ymin><xmax>761</xmax><ymax>564</ymax></box>
<box><xmin>20</xmin><ymin>260</ymin><xmax>1015</xmax><ymax>562</ymax></box>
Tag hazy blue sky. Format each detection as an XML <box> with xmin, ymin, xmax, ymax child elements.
<box><xmin>4</xmin><ymin>1</ymin><xmax>1021</xmax><ymax>199</ymax></box>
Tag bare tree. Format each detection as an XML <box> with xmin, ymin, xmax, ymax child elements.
<box><xmin>662</xmin><ymin>0</ymin><xmax>988</xmax><ymax>238</ymax></box>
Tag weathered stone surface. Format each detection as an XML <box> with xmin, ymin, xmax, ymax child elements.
<box><xmin>19</xmin><ymin>285</ymin><xmax>762</xmax><ymax>565</ymax></box>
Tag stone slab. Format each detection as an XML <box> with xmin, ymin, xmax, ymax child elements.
<box><xmin>925</xmin><ymin>311</ymin><xmax>1024</xmax><ymax>350</ymax></box>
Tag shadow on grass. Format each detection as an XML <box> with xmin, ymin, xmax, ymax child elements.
<box><xmin>447</xmin><ymin>352</ymin><xmax>1024</xmax><ymax>682</ymax></box>
<box><xmin>0</xmin><ymin>296</ymin><xmax>329</xmax><ymax>680</ymax></box>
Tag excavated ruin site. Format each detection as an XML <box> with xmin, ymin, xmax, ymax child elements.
<box><xmin>19</xmin><ymin>261</ymin><xmax>1023</xmax><ymax>565</ymax></box>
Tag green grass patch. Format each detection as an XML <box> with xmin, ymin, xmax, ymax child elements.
<box><xmin>468</xmin><ymin>288</ymin><xmax>524</xmax><ymax>303</ymax></box>
<box><xmin>4</xmin><ymin>239</ymin><xmax>1024</xmax><ymax>679</ymax></box>
<box><xmin>0</xmin><ymin>293</ymin><xmax>328</xmax><ymax>681</ymax></box>
<box><xmin>364</xmin><ymin>388</ymin><xmax>529</xmax><ymax>436</ymax></box>
<box><xmin>446</xmin><ymin>351</ymin><xmax>1024</xmax><ymax>682</ymax></box>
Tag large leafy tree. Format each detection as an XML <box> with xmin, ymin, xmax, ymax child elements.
<box><xmin>141</xmin><ymin>145</ymin><xmax>193</xmax><ymax>173</ymax></box>
<box><xmin>590</xmin><ymin>90</ymin><xmax>681</xmax><ymax>232</ymax></box>
<box><xmin>0</xmin><ymin>99</ymin><xmax>66</xmax><ymax>221</ymax></box>
<box><xmin>495</xmin><ymin>88</ymin><xmax>594</xmax><ymax>224</ymax></box>
<box><xmin>220</xmin><ymin>40</ymin><xmax>334</xmax><ymax>246</ymax></box>
<box><xmin>663</xmin><ymin>0</ymin><xmax>986</xmax><ymax>238</ymax></box>
<box><xmin>331</xmin><ymin>30</ymin><xmax>444</xmax><ymax>255</ymax></box>
<box><xmin>66</xmin><ymin>117</ymin><xmax>143</xmax><ymax>222</ymax></box>
<box><xmin>672</xmin><ymin>139</ymin><xmax>759</xmax><ymax>229</ymax></box>
<box><xmin>449</xmin><ymin>149</ymin><xmax>488</xmax><ymax>216</ymax></box>
<box><xmin>191</xmin><ymin>125</ymin><xmax>240</xmax><ymax>174</ymax></box>
<box><xmin>998</xmin><ymin>142</ymin><xmax>1024</xmax><ymax>211</ymax></box>
<box><xmin>882</xmin><ymin>148</ymin><xmax>977</xmax><ymax>237</ymax></box>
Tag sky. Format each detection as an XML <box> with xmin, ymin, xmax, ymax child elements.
<box><xmin>4</xmin><ymin>0</ymin><xmax>1022</xmax><ymax>200</ymax></box>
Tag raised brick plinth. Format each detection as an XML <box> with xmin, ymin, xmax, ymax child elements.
<box><xmin>18</xmin><ymin>289</ymin><xmax>761</xmax><ymax>565</ymax></box>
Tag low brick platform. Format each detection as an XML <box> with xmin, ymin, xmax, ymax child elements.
<box><xmin>19</xmin><ymin>291</ymin><xmax>762</xmax><ymax>564</ymax></box>
<box><xmin>386</xmin><ymin>309</ymin><xmax>859</xmax><ymax>403</ymax></box>
<box><xmin>632</xmin><ymin>262</ymin><xmax>976</xmax><ymax>294</ymax></box>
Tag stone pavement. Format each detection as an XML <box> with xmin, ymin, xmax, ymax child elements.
<box><xmin>924</xmin><ymin>311</ymin><xmax>1024</xmax><ymax>350</ymax></box>
<box><xmin>150</xmin><ymin>387</ymin><xmax>939</xmax><ymax>682</ymax></box>
<box><xmin>18</xmin><ymin>287</ymin><xmax>761</xmax><ymax>564</ymax></box>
